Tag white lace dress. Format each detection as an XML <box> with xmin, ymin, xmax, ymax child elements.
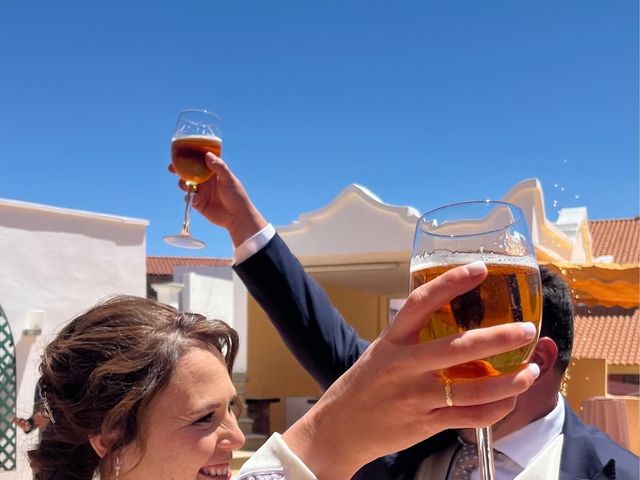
<box><xmin>235</xmin><ymin>433</ymin><xmax>318</xmax><ymax>480</ymax></box>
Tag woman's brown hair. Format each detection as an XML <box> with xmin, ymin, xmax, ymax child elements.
<box><xmin>28</xmin><ymin>295</ymin><xmax>239</xmax><ymax>480</ymax></box>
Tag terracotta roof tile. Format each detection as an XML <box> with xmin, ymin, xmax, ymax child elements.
<box><xmin>589</xmin><ymin>218</ymin><xmax>640</xmax><ymax>264</ymax></box>
<box><xmin>574</xmin><ymin>308</ymin><xmax>639</xmax><ymax>365</ymax></box>
<box><xmin>147</xmin><ymin>256</ymin><xmax>232</xmax><ymax>276</ymax></box>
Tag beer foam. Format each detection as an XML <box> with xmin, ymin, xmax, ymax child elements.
<box><xmin>172</xmin><ymin>134</ymin><xmax>222</xmax><ymax>144</ymax></box>
<box><xmin>410</xmin><ymin>252</ymin><xmax>538</xmax><ymax>272</ymax></box>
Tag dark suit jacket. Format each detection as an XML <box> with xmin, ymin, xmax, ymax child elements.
<box><xmin>234</xmin><ymin>234</ymin><xmax>639</xmax><ymax>480</ymax></box>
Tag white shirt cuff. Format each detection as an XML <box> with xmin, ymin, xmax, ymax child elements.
<box><xmin>233</xmin><ymin>223</ymin><xmax>276</xmax><ymax>264</ymax></box>
<box><xmin>235</xmin><ymin>433</ymin><xmax>319</xmax><ymax>480</ymax></box>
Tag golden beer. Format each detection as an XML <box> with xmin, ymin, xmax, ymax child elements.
<box><xmin>171</xmin><ymin>135</ymin><xmax>222</xmax><ymax>185</ymax></box>
<box><xmin>410</xmin><ymin>258</ymin><xmax>541</xmax><ymax>379</ymax></box>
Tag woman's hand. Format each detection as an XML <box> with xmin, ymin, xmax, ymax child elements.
<box><xmin>283</xmin><ymin>261</ymin><xmax>540</xmax><ymax>479</ymax></box>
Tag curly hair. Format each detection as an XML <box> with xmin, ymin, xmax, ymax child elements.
<box><xmin>28</xmin><ymin>296</ymin><xmax>239</xmax><ymax>480</ymax></box>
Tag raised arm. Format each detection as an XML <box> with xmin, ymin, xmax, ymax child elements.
<box><xmin>233</xmin><ymin>233</ymin><xmax>369</xmax><ymax>389</ymax></box>
<box><xmin>171</xmin><ymin>153</ymin><xmax>368</xmax><ymax>389</ymax></box>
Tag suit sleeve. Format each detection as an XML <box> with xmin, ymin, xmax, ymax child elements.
<box><xmin>233</xmin><ymin>234</ymin><xmax>371</xmax><ymax>390</ymax></box>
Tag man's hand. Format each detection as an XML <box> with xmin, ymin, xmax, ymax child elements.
<box><xmin>170</xmin><ymin>153</ymin><xmax>268</xmax><ymax>247</ymax></box>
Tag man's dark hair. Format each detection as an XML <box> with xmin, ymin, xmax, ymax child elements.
<box><xmin>539</xmin><ymin>266</ymin><xmax>574</xmax><ymax>373</ymax></box>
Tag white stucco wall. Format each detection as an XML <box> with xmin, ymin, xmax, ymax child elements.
<box><xmin>174</xmin><ymin>266</ymin><xmax>248</xmax><ymax>374</ymax></box>
<box><xmin>0</xmin><ymin>199</ymin><xmax>147</xmax><ymax>479</ymax></box>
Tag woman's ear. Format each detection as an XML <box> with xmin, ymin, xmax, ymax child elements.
<box><xmin>530</xmin><ymin>337</ymin><xmax>559</xmax><ymax>377</ymax></box>
<box><xmin>89</xmin><ymin>434</ymin><xmax>110</xmax><ymax>458</ymax></box>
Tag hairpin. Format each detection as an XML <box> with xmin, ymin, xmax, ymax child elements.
<box><xmin>40</xmin><ymin>389</ymin><xmax>56</xmax><ymax>424</ymax></box>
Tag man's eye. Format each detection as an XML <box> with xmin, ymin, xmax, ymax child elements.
<box><xmin>194</xmin><ymin>412</ymin><xmax>215</xmax><ymax>425</ymax></box>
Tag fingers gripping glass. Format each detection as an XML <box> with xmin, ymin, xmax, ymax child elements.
<box><xmin>164</xmin><ymin>109</ymin><xmax>222</xmax><ymax>249</ymax></box>
<box><xmin>410</xmin><ymin>201</ymin><xmax>542</xmax><ymax>480</ymax></box>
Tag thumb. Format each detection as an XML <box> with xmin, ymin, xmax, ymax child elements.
<box><xmin>204</xmin><ymin>152</ymin><xmax>240</xmax><ymax>187</ymax></box>
<box><xmin>386</xmin><ymin>261</ymin><xmax>487</xmax><ymax>343</ymax></box>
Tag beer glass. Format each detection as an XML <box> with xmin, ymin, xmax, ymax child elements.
<box><xmin>164</xmin><ymin>109</ymin><xmax>222</xmax><ymax>249</ymax></box>
<box><xmin>410</xmin><ymin>200</ymin><xmax>542</xmax><ymax>480</ymax></box>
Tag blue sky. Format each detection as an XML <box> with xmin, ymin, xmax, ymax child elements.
<box><xmin>1</xmin><ymin>1</ymin><xmax>637</xmax><ymax>257</ymax></box>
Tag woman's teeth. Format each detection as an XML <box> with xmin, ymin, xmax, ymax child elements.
<box><xmin>200</xmin><ymin>466</ymin><xmax>229</xmax><ymax>477</ymax></box>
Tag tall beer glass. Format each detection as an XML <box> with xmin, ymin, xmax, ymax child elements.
<box><xmin>164</xmin><ymin>109</ymin><xmax>222</xmax><ymax>249</ymax></box>
<box><xmin>410</xmin><ymin>201</ymin><xmax>542</xmax><ymax>480</ymax></box>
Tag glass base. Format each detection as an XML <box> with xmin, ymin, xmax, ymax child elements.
<box><xmin>163</xmin><ymin>234</ymin><xmax>206</xmax><ymax>249</ymax></box>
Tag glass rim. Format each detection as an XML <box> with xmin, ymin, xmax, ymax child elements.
<box><xmin>417</xmin><ymin>200</ymin><xmax>524</xmax><ymax>238</ymax></box>
<box><xmin>178</xmin><ymin>109</ymin><xmax>221</xmax><ymax>127</ymax></box>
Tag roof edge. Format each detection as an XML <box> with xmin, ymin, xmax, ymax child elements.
<box><xmin>0</xmin><ymin>198</ymin><xmax>149</xmax><ymax>226</ymax></box>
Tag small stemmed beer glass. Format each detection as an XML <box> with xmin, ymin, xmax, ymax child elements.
<box><xmin>164</xmin><ymin>109</ymin><xmax>222</xmax><ymax>249</ymax></box>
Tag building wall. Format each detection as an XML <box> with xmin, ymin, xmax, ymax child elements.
<box><xmin>172</xmin><ymin>265</ymin><xmax>249</xmax><ymax>374</ymax></box>
<box><xmin>245</xmin><ymin>280</ymin><xmax>386</xmax><ymax>433</ymax></box>
<box><xmin>0</xmin><ymin>200</ymin><xmax>147</xmax><ymax>479</ymax></box>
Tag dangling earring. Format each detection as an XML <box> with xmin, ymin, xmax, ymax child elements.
<box><xmin>114</xmin><ymin>455</ymin><xmax>121</xmax><ymax>480</ymax></box>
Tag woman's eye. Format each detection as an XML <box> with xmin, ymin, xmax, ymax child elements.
<box><xmin>194</xmin><ymin>412</ymin><xmax>215</xmax><ymax>425</ymax></box>
<box><xmin>229</xmin><ymin>398</ymin><xmax>243</xmax><ymax>417</ymax></box>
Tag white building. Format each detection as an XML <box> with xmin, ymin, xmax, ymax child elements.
<box><xmin>0</xmin><ymin>199</ymin><xmax>147</xmax><ymax>479</ymax></box>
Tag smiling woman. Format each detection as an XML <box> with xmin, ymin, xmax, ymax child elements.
<box><xmin>28</xmin><ymin>296</ymin><xmax>244</xmax><ymax>480</ymax></box>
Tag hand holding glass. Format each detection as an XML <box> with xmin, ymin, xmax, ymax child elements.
<box><xmin>410</xmin><ymin>201</ymin><xmax>542</xmax><ymax>480</ymax></box>
<box><xmin>164</xmin><ymin>109</ymin><xmax>222</xmax><ymax>249</ymax></box>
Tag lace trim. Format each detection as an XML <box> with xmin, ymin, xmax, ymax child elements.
<box><xmin>234</xmin><ymin>468</ymin><xmax>286</xmax><ymax>480</ymax></box>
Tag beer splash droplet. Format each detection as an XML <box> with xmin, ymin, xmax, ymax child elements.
<box><xmin>560</xmin><ymin>368</ymin><xmax>571</xmax><ymax>396</ymax></box>
<box><xmin>574</xmin><ymin>194</ymin><xmax>581</xmax><ymax>200</ymax></box>
<box><xmin>553</xmin><ymin>200</ymin><xmax>559</xmax><ymax>207</ymax></box>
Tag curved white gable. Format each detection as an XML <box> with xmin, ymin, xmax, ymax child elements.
<box><xmin>278</xmin><ymin>179</ymin><xmax>593</xmax><ymax>267</ymax></box>
<box><xmin>502</xmin><ymin>178</ymin><xmax>593</xmax><ymax>263</ymax></box>
<box><xmin>278</xmin><ymin>184</ymin><xmax>420</xmax><ymax>264</ymax></box>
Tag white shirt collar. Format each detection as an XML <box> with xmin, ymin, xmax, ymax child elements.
<box><xmin>492</xmin><ymin>393</ymin><xmax>565</xmax><ymax>469</ymax></box>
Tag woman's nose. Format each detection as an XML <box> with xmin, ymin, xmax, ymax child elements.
<box><xmin>218</xmin><ymin>410</ymin><xmax>246</xmax><ymax>451</ymax></box>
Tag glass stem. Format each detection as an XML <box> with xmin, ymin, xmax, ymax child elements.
<box><xmin>476</xmin><ymin>426</ymin><xmax>495</xmax><ymax>480</ymax></box>
<box><xmin>179</xmin><ymin>184</ymin><xmax>197</xmax><ymax>236</ymax></box>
